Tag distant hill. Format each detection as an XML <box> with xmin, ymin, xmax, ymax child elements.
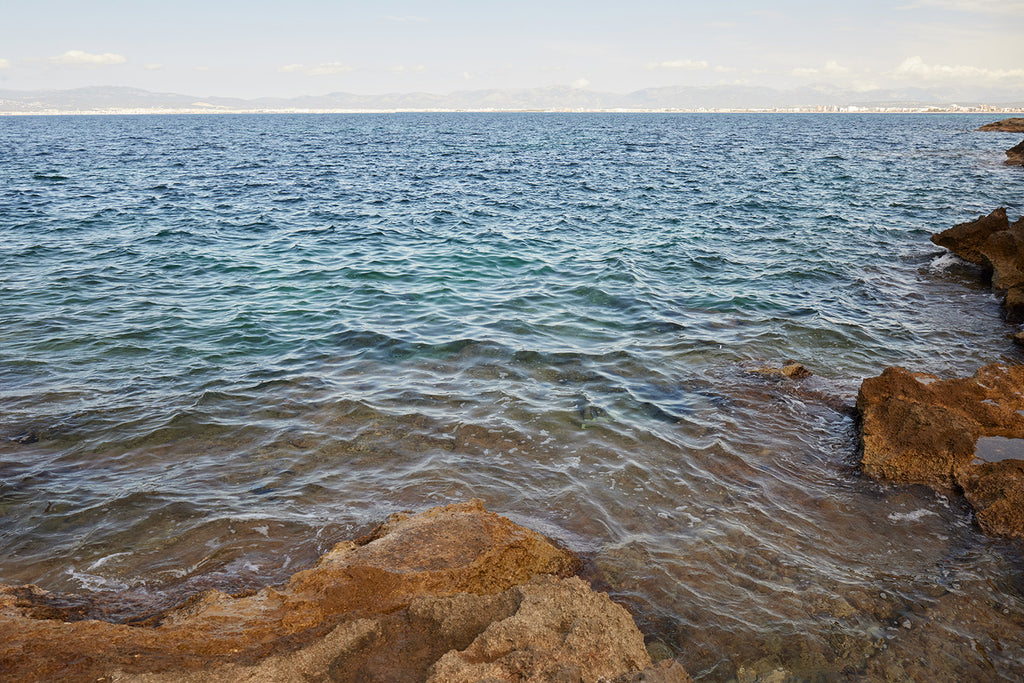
<box><xmin>1</xmin><ymin>84</ymin><xmax>1022</xmax><ymax>113</ymax></box>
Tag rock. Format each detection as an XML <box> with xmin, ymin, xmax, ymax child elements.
<box><xmin>753</xmin><ymin>362</ymin><xmax>812</xmax><ymax>380</ymax></box>
<box><xmin>425</xmin><ymin>575</ymin><xmax>654</xmax><ymax>683</ymax></box>
<box><xmin>1007</xmin><ymin>139</ymin><xmax>1024</xmax><ymax>166</ymax></box>
<box><xmin>0</xmin><ymin>500</ymin><xmax>679</xmax><ymax>682</ymax></box>
<box><xmin>930</xmin><ymin>208</ymin><xmax>1010</xmax><ymax>266</ymax></box>
<box><xmin>857</xmin><ymin>364</ymin><xmax>1024</xmax><ymax>538</ymax></box>
<box><xmin>931</xmin><ymin>209</ymin><xmax>1024</xmax><ymax>319</ymax></box>
<box><xmin>976</xmin><ymin>118</ymin><xmax>1024</xmax><ymax>133</ymax></box>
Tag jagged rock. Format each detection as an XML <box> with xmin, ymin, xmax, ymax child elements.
<box><xmin>930</xmin><ymin>208</ymin><xmax>1010</xmax><ymax>266</ymax></box>
<box><xmin>857</xmin><ymin>364</ymin><xmax>1024</xmax><ymax>538</ymax></box>
<box><xmin>931</xmin><ymin>209</ymin><xmax>1024</xmax><ymax>320</ymax></box>
<box><xmin>1007</xmin><ymin>139</ymin><xmax>1024</xmax><ymax>166</ymax></box>
<box><xmin>425</xmin><ymin>575</ymin><xmax>655</xmax><ymax>683</ymax></box>
<box><xmin>1</xmin><ymin>500</ymin><xmax>683</xmax><ymax>682</ymax></box>
<box><xmin>977</xmin><ymin>118</ymin><xmax>1024</xmax><ymax>132</ymax></box>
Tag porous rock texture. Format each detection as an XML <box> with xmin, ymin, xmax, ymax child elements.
<box><xmin>857</xmin><ymin>364</ymin><xmax>1024</xmax><ymax>538</ymax></box>
<box><xmin>931</xmin><ymin>208</ymin><xmax>1024</xmax><ymax>320</ymax></box>
<box><xmin>0</xmin><ymin>500</ymin><xmax>683</xmax><ymax>682</ymax></box>
<box><xmin>976</xmin><ymin>118</ymin><xmax>1024</xmax><ymax>133</ymax></box>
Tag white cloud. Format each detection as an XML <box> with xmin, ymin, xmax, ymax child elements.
<box><xmin>143</xmin><ymin>63</ymin><xmax>164</xmax><ymax>71</ymax></box>
<box><xmin>792</xmin><ymin>60</ymin><xmax>851</xmax><ymax>78</ymax></box>
<box><xmin>646</xmin><ymin>59</ymin><xmax>709</xmax><ymax>70</ymax></box>
<box><xmin>388</xmin><ymin>64</ymin><xmax>426</xmax><ymax>74</ymax></box>
<box><xmin>571</xmin><ymin>78</ymin><xmax>591</xmax><ymax>89</ymax></box>
<box><xmin>277</xmin><ymin>62</ymin><xmax>355</xmax><ymax>76</ymax></box>
<box><xmin>462</xmin><ymin>71</ymin><xmax>473</xmax><ymax>80</ymax></box>
<box><xmin>0</xmin><ymin>58</ymin><xmax>10</xmax><ymax>69</ymax></box>
<box><xmin>49</xmin><ymin>50</ymin><xmax>126</xmax><ymax>66</ymax></box>
<box><xmin>892</xmin><ymin>55</ymin><xmax>1024</xmax><ymax>83</ymax></box>
<box><xmin>903</xmin><ymin>0</ymin><xmax>1024</xmax><ymax>15</ymax></box>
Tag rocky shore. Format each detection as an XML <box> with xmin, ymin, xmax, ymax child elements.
<box><xmin>0</xmin><ymin>500</ymin><xmax>690</xmax><ymax>682</ymax></box>
<box><xmin>976</xmin><ymin>118</ymin><xmax>1024</xmax><ymax>133</ymax></box>
<box><xmin>858</xmin><ymin>200</ymin><xmax>1024</xmax><ymax>539</ymax></box>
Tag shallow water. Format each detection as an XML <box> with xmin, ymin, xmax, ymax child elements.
<box><xmin>2</xmin><ymin>113</ymin><xmax>1024</xmax><ymax>679</ymax></box>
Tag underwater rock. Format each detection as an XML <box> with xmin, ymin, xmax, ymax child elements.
<box><xmin>976</xmin><ymin>118</ymin><xmax>1024</xmax><ymax>132</ymax></box>
<box><xmin>931</xmin><ymin>208</ymin><xmax>1024</xmax><ymax>320</ymax></box>
<box><xmin>1006</xmin><ymin>139</ymin><xmax>1024</xmax><ymax>166</ymax></box>
<box><xmin>753</xmin><ymin>362</ymin><xmax>812</xmax><ymax>380</ymax></box>
<box><xmin>0</xmin><ymin>500</ymin><xmax>683</xmax><ymax>682</ymax></box>
<box><xmin>857</xmin><ymin>364</ymin><xmax>1024</xmax><ymax>538</ymax></box>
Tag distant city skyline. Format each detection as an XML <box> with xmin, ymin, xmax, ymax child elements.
<box><xmin>2</xmin><ymin>1</ymin><xmax>1023</xmax><ymax>99</ymax></box>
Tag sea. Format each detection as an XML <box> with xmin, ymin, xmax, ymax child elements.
<box><xmin>2</xmin><ymin>113</ymin><xmax>1023</xmax><ymax>680</ymax></box>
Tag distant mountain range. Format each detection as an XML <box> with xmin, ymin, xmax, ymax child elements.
<box><xmin>1</xmin><ymin>85</ymin><xmax>1023</xmax><ymax>113</ymax></box>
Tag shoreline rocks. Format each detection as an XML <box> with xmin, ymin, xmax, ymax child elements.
<box><xmin>1007</xmin><ymin>139</ymin><xmax>1024</xmax><ymax>167</ymax></box>
<box><xmin>858</xmin><ymin>364</ymin><xmax>1024</xmax><ymax>538</ymax></box>
<box><xmin>0</xmin><ymin>500</ymin><xmax>688</xmax><ymax>682</ymax></box>
<box><xmin>976</xmin><ymin>118</ymin><xmax>1024</xmax><ymax>133</ymax></box>
<box><xmin>930</xmin><ymin>207</ymin><xmax>1024</xmax><ymax>320</ymax></box>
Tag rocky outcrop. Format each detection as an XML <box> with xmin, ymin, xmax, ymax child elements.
<box><xmin>976</xmin><ymin>118</ymin><xmax>1024</xmax><ymax>133</ymax></box>
<box><xmin>1007</xmin><ymin>139</ymin><xmax>1024</xmax><ymax>166</ymax></box>
<box><xmin>931</xmin><ymin>208</ymin><xmax>1024</xmax><ymax>320</ymax></box>
<box><xmin>0</xmin><ymin>500</ymin><xmax>682</xmax><ymax>682</ymax></box>
<box><xmin>857</xmin><ymin>364</ymin><xmax>1024</xmax><ymax>538</ymax></box>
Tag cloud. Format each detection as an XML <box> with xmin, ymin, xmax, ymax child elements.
<box><xmin>0</xmin><ymin>58</ymin><xmax>10</xmax><ymax>70</ymax></box>
<box><xmin>892</xmin><ymin>55</ymin><xmax>1024</xmax><ymax>83</ymax></box>
<box><xmin>571</xmin><ymin>78</ymin><xmax>590</xmax><ymax>89</ymax></box>
<box><xmin>277</xmin><ymin>62</ymin><xmax>355</xmax><ymax>76</ymax></box>
<box><xmin>388</xmin><ymin>64</ymin><xmax>426</xmax><ymax>74</ymax></box>
<box><xmin>792</xmin><ymin>60</ymin><xmax>851</xmax><ymax>78</ymax></box>
<box><xmin>49</xmin><ymin>50</ymin><xmax>126</xmax><ymax>66</ymax></box>
<box><xmin>646</xmin><ymin>59</ymin><xmax>709</xmax><ymax>70</ymax></box>
<box><xmin>902</xmin><ymin>0</ymin><xmax>1024</xmax><ymax>14</ymax></box>
<box><xmin>143</xmin><ymin>63</ymin><xmax>164</xmax><ymax>71</ymax></box>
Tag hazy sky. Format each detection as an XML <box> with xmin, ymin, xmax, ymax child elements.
<box><xmin>2</xmin><ymin>0</ymin><xmax>1022</xmax><ymax>97</ymax></box>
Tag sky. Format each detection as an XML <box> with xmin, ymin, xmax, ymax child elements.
<box><xmin>1</xmin><ymin>0</ymin><xmax>1023</xmax><ymax>98</ymax></box>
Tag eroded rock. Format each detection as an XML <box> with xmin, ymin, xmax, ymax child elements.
<box><xmin>931</xmin><ymin>208</ymin><xmax>1024</xmax><ymax>320</ymax></box>
<box><xmin>1</xmin><ymin>500</ymin><xmax>684</xmax><ymax>682</ymax></box>
<box><xmin>857</xmin><ymin>364</ymin><xmax>1024</xmax><ymax>537</ymax></box>
<box><xmin>976</xmin><ymin>118</ymin><xmax>1024</xmax><ymax>133</ymax></box>
<box><xmin>1007</xmin><ymin>139</ymin><xmax>1024</xmax><ymax>166</ymax></box>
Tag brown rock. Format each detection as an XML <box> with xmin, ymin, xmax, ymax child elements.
<box><xmin>0</xmin><ymin>500</ymin><xmax>613</xmax><ymax>682</ymax></box>
<box><xmin>976</xmin><ymin>118</ymin><xmax>1024</xmax><ymax>133</ymax></box>
<box><xmin>425</xmin><ymin>575</ymin><xmax>654</xmax><ymax>683</ymax></box>
<box><xmin>930</xmin><ymin>207</ymin><xmax>1009</xmax><ymax>266</ymax></box>
<box><xmin>752</xmin><ymin>362</ymin><xmax>812</xmax><ymax>380</ymax></box>
<box><xmin>1007</xmin><ymin>139</ymin><xmax>1024</xmax><ymax>166</ymax></box>
<box><xmin>857</xmin><ymin>364</ymin><xmax>1024</xmax><ymax>538</ymax></box>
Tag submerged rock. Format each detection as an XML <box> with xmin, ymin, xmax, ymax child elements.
<box><xmin>857</xmin><ymin>364</ymin><xmax>1024</xmax><ymax>537</ymax></box>
<box><xmin>0</xmin><ymin>500</ymin><xmax>681</xmax><ymax>682</ymax></box>
<box><xmin>753</xmin><ymin>362</ymin><xmax>813</xmax><ymax>380</ymax></box>
<box><xmin>1007</xmin><ymin>139</ymin><xmax>1024</xmax><ymax>166</ymax></box>
<box><xmin>931</xmin><ymin>208</ymin><xmax>1024</xmax><ymax>320</ymax></box>
<box><xmin>976</xmin><ymin>118</ymin><xmax>1024</xmax><ymax>133</ymax></box>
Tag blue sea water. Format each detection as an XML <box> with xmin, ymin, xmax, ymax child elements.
<box><xmin>1</xmin><ymin>113</ymin><xmax>1023</xmax><ymax>679</ymax></box>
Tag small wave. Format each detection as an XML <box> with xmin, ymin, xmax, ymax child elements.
<box><xmin>929</xmin><ymin>251</ymin><xmax>968</xmax><ymax>272</ymax></box>
<box><xmin>887</xmin><ymin>509</ymin><xmax>939</xmax><ymax>523</ymax></box>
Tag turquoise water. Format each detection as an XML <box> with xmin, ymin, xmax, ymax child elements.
<box><xmin>2</xmin><ymin>113</ymin><xmax>1023</xmax><ymax>679</ymax></box>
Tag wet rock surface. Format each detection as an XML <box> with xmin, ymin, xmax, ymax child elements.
<box><xmin>977</xmin><ymin>118</ymin><xmax>1024</xmax><ymax>132</ymax></box>
<box><xmin>930</xmin><ymin>207</ymin><xmax>1024</xmax><ymax>320</ymax></box>
<box><xmin>857</xmin><ymin>363</ymin><xmax>1024</xmax><ymax>537</ymax></box>
<box><xmin>0</xmin><ymin>500</ymin><xmax>681</xmax><ymax>682</ymax></box>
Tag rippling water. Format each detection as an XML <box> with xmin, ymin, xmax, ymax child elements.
<box><xmin>2</xmin><ymin>113</ymin><xmax>1024</xmax><ymax>679</ymax></box>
